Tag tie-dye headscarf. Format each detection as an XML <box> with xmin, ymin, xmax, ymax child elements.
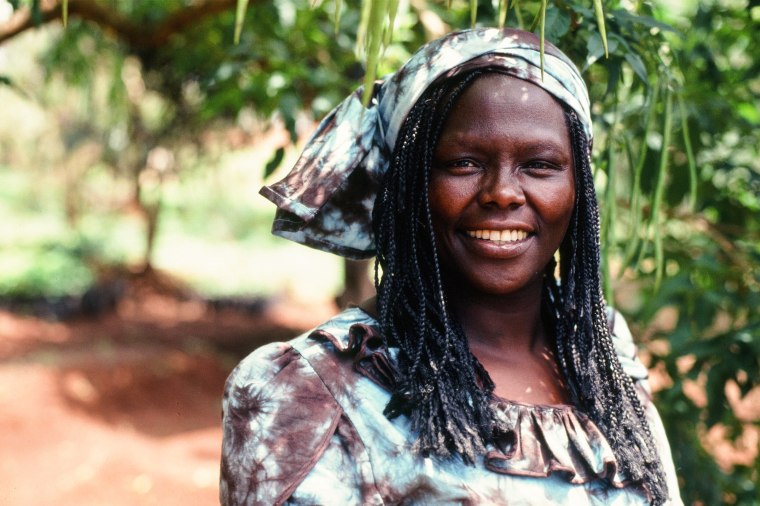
<box><xmin>260</xmin><ymin>28</ymin><xmax>591</xmax><ymax>259</ymax></box>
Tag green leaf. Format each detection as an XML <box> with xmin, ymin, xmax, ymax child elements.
<box><xmin>584</xmin><ymin>32</ymin><xmax>606</xmax><ymax>70</ymax></box>
<box><xmin>704</xmin><ymin>366</ymin><xmax>729</xmax><ymax>427</ymax></box>
<box><xmin>604</xmin><ymin>60</ymin><xmax>621</xmax><ymax>97</ymax></box>
<box><xmin>543</xmin><ymin>5</ymin><xmax>570</xmax><ymax>41</ymax></box>
<box><xmin>0</xmin><ymin>74</ymin><xmax>29</xmax><ymax>98</ymax></box>
<box><xmin>624</xmin><ymin>51</ymin><xmax>648</xmax><ymax>85</ymax></box>
<box><xmin>31</xmin><ymin>0</ymin><xmax>42</xmax><ymax>26</ymax></box>
<box><xmin>610</xmin><ymin>10</ymin><xmax>678</xmax><ymax>34</ymax></box>
<box><xmin>264</xmin><ymin>147</ymin><xmax>285</xmax><ymax>179</ymax></box>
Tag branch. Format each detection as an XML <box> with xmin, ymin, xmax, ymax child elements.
<box><xmin>0</xmin><ymin>0</ymin><xmax>240</xmax><ymax>48</ymax></box>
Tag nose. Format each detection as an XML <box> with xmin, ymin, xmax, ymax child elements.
<box><xmin>477</xmin><ymin>167</ymin><xmax>525</xmax><ymax>209</ymax></box>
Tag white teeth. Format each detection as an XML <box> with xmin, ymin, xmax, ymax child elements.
<box><xmin>466</xmin><ymin>229</ymin><xmax>529</xmax><ymax>243</ymax></box>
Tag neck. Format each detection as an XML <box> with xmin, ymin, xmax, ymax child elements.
<box><xmin>445</xmin><ymin>275</ymin><xmax>571</xmax><ymax>405</ymax></box>
<box><xmin>447</xmin><ymin>277</ymin><xmax>547</xmax><ymax>354</ymax></box>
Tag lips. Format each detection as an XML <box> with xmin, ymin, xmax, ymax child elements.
<box><xmin>465</xmin><ymin>229</ymin><xmax>529</xmax><ymax>243</ymax></box>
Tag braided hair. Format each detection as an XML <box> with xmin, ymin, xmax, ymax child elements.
<box><xmin>372</xmin><ymin>68</ymin><xmax>669</xmax><ymax>504</ymax></box>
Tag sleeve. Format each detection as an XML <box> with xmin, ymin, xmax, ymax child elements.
<box><xmin>219</xmin><ymin>341</ymin><xmax>344</xmax><ymax>506</ymax></box>
<box><xmin>608</xmin><ymin>309</ymin><xmax>684</xmax><ymax>506</ymax></box>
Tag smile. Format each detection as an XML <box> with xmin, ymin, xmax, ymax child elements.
<box><xmin>466</xmin><ymin>229</ymin><xmax>529</xmax><ymax>243</ymax></box>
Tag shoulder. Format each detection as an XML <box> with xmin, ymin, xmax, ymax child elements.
<box><xmin>223</xmin><ymin>307</ymin><xmax>376</xmax><ymax>395</ymax></box>
<box><xmin>607</xmin><ymin>307</ymin><xmax>649</xmax><ymax>384</ymax></box>
<box><xmin>220</xmin><ymin>308</ymin><xmax>376</xmax><ymax>506</ymax></box>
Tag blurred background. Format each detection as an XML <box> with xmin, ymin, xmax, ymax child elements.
<box><xmin>0</xmin><ymin>0</ymin><xmax>757</xmax><ymax>504</ymax></box>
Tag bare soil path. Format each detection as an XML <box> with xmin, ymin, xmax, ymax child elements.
<box><xmin>0</xmin><ymin>293</ymin><xmax>336</xmax><ymax>506</ymax></box>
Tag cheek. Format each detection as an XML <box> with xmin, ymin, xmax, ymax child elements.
<box><xmin>428</xmin><ymin>177</ymin><xmax>475</xmax><ymax>224</ymax></box>
<box><xmin>538</xmin><ymin>184</ymin><xmax>576</xmax><ymax>235</ymax></box>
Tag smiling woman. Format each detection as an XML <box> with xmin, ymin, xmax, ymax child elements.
<box><xmin>221</xmin><ymin>28</ymin><xmax>683</xmax><ymax>506</ymax></box>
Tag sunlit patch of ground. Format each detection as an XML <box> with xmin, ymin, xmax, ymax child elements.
<box><xmin>0</xmin><ymin>290</ymin><xmax>337</xmax><ymax>505</ymax></box>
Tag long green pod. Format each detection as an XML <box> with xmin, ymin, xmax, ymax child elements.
<box><xmin>498</xmin><ymin>0</ymin><xmax>508</xmax><ymax>28</ymax></box>
<box><xmin>617</xmin><ymin>135</ymin><xmax>636</xmax><ymax>280</ymax></box>
<box><xmin>592</xmin><ymin>0</ymin><xmax>609</xmax><ymax>58</ymax></box>
<box><xmin>678</xmin><ymin>93</ymin><xmax>698</xmax><ymax>211</ymax></box>
<box><xmin>357</xmin><ymin>0</ymin><xmax>371</xmax><ymax>57</ymax></box>
<box><xmin>512</xmin><ymin>0</ymin><xmax>524</xmax><ymax>29</ymax></box>
<box><xmin>602</xmin><ymin>95</ymin><xmax>619</xmax><ymax>298</ymax></box>
<box><xmin>650</xmin><ymin>85</ymin><xmax>673</xmax><ymax>289</ymax></box>
<box><xmin>362</xmin><ymin>0</ymin><xmax>388</xmax><ymax>106</ymax></box>
<box><xmin>602</xmin><ymin>138</ymin><xmax>617</xmax><ymax>299</ymax></box>
<box><xmin>62</xmin><ymin>0</ymin><xmax>68</xmax><ymax>27</ymax></box>
<box><xmin>384</xmin><ymin>0</ymin><xmax>401</xmax><ymax>46</ymax></box>
<box><xmin>234</xmin><ymin>0</ymin><xmax>250</xmax><ymax>44</ymax></box>
<box><xmin>470</xmin><ymin>0</ymin><xmax>478</xmax><ymax>27</ymax></box>
<box><xmin>539</xmin><ymin>0</ymin><xmax>547</xmax><ymax>79</ymax></box>
<box><xmin>623</xmin><ymin>81</ymin><xmax>660</xmax><ymax>268</ymax></box>
<box><xmin>653</xmin><ymin>216</ymin><xmax>664</xmax><ymax>290</ymax></box>
<box><xmin>334</xmin><ymin>0</ymin><xmax>343</xmax><ymax>34</ymax></box>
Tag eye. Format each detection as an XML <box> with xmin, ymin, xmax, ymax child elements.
<box><xmin>522</xmin><ymin>159</ymin><xmax>565</xmax><ymax>174</ymax></box>
<box><xmin>436</xmin><ymin>158</ymin><xmax>482</xmax><ymax>175</ymax></box>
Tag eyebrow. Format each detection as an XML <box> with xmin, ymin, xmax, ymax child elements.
<box><xmin>436</xmin><ymin>134</ymin><xmax>571</xmax><ymax>156</ymax></box>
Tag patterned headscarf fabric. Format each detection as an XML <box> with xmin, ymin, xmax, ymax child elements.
<box><xmin>260</xmin><ymin>28</ymin><xmax>592</xmax><ymax>259</ymax></box>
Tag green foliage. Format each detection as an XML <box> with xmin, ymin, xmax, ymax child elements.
<box><xmin>621</xmin><ymin>1</ymin><xmax>760</xmax><ymax>503</ymax></box>
<box><xmin>0</xmin><ymin>241</ymin><xmax>94</xmax><ymax>297</ymax></box>
<box><xmin>0</xmin><ymin>165</ymin><xmax>94</xmax><ymax>297</ymax></box>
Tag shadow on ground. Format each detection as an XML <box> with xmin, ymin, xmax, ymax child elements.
<box><xmin>0</xmin><ymin>277</ymin><xmax>338</xmax><ymax>505</ymax></box>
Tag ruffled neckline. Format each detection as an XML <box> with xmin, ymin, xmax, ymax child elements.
<box><xmin>309</xmin><ymin>319</ymin><xmax>632</xmax><ymax>488</ymax></box>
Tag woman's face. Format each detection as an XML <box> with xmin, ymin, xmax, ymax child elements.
<box><xmin>429</xmin><ymin>73</ymin><xmax>575</xmax><ymax>297</ymax></box>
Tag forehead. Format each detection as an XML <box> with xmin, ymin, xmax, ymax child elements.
<box><xmin>439</xmin><ymin>73</ymin><xmax>570</xmax><ymax>140</ymax></box>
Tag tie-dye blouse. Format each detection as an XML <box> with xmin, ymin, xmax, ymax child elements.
<box><xmin>220</xmin><ymin>308</ymin><xmax>682</xmax><ymax>505</ymax></box>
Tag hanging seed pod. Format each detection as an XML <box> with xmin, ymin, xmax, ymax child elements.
<box><xmin>649</xmin><ymin>85</ymin><xmax>674</xmax><ymax>289</ymax></box>
<box><xmin>234</xmin><ymin>0</ymin><xmax>249</xmax><ymax>44</ymax></box>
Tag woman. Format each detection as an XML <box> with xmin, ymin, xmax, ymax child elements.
<box><xmin>221</xmin><ymin>28</ymin><xmax>681</xmax><ymax>505</ymax></box>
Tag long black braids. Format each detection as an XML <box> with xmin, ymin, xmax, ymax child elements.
<box><xmin>374</xmin><ymin>69</ymin><xmax>494</xmax><ymax>462</ymax></box>
<box><xmin>372</xmin><ymin>68</ymin><xmax>668</xmax><ymax>503</ymax></box>
<box><xmin>549</xmin><ymin>110</ymin><xmax>669</xmax><ymax>504</ymax></box>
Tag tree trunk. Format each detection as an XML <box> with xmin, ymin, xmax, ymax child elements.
<box><xmin>335</xmin><ymin>259</ymin><xmax>375</xmax><ymax>308</ymax></box>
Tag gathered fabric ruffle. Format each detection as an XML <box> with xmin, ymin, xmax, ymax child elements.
<box><xmin>310</xmin><ymin>322</ymin><xmax>401</xmax><ymax>391</ymax></box>
<box><xmin>310</xmin><ymin>322</ymin><xmax>633</xmax><ymax>489</ymax></box>
<box><xmin>486</xmin><ymin>399</ymin><xmax>631</xmax><ymax>486</ymax></box>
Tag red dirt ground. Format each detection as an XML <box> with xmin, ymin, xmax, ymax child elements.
<box><xmin>0</xmin><ymin>293</ymin><xmax>337</xmax><ymax>506</ymax></box>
